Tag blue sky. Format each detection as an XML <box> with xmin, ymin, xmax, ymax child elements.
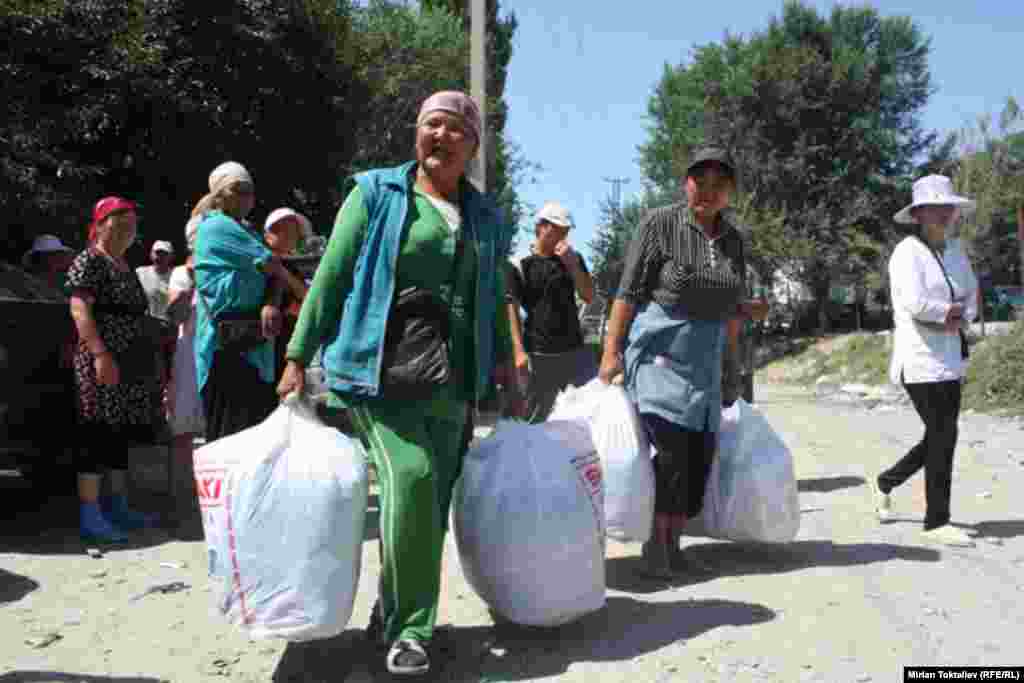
<box><xmin>502</xmin><ymin>0</ymin><xmax>1024</xmax><ymax>262</ymax></box>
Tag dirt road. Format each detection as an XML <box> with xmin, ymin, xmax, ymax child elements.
<box><xmin>2</xmin><ymin>385</ymin><xmax>1023</xmax><ymax>682</ymax></box>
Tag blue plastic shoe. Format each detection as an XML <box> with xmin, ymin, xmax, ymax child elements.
<box><xmin>80</xmin><ymin>502</ymin><xmax>129</xmax><ymax>543</ymax></box>
<box><xmin>103</xmin><ymin>495</ymin><xmax>159</xmax><ymax>531</ymax></box>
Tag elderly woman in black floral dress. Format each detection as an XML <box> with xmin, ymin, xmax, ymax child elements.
<box><xmin>67</xmin><ymin>197</ymin><xmax>165</xmax><ymax>542</ymax></box>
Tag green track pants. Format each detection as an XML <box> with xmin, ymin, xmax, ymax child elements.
<box><xmin>348</xmin><ymin>400</ymin><xmax>470</xmax><ymax>645</ymax></box>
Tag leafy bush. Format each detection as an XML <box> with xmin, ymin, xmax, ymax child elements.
<box><xmin>759</xmin><ymin>332</ymin><xmax>891</xmax><ymax>385</ymax></box>
<box><xmin>963</xmin><ymin>322</ymin><xmax>1024</xmax><ymax>413</ymax></box>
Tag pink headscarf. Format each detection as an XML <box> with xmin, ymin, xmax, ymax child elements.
<box><xmin>88</xmin><ymin>196</ymin><xmax>136</xmax><ymax>244</ymax></box>
<box><xmin>417</xmin><ymin>91</ymin><xmax>482</xmax><ymax>144</ymax></box>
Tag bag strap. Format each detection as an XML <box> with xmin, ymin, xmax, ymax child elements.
<box><xmin>914</xmin><ymin>236</ymin><xmax>969</xmax><ymax>345</ymax></box>
<box><xmin>914</xmin><ymin>236</ymin><xmax>956</xmax><ymax>302</ymax></box>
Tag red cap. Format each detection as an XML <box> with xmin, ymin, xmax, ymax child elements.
<box><xmin>88</xmin><ymin>196</ymin><xmax>136</xmax><ymax>243</ymax></box>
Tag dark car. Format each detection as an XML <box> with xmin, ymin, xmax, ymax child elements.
<box><xmin>0</xmin><ymin>262</ymin><xmax>78</xmax><ymax>487</ymax></box>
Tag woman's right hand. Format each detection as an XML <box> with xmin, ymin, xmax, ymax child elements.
<box><xmin>945</xmin><ymin>302</ymin><xmax>965</xmax><ymax>331</ymax></box>
<box><xmin>277</xmin><ymin>360</ymin><xmax>306</xmax><ymax>400</ymax></box>
<box><xmin>94</xmin><ymin>352</ymin><xmax>120</xmax><ymax>386</ymax></box>
<box><xmin>598</xmin><ymin>349</ymin><xmax>625</xmax><ymax>386</ymax></box>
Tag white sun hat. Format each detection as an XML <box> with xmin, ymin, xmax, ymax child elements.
<box><xmin>22</xmin><ymin>234</ymin><xmax>74</xmax><ymax>268</ymax></box>
<box><xmin>264</xmin><ymin>207</ymin><xmax>313</xmax><ymax>239</ymax></box>
<box><xmin>894</xmin><ymin>174</ymin><xmax>976</xmax><ymax>225</ymax></box>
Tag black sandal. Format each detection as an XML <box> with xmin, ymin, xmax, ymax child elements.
<box><xmin>386</xmin><ymin>639</ymin><xmax>430</xmax><ymax>676</ymax></box>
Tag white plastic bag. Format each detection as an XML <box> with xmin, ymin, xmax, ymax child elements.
<box><xmin>688</xmin><ymin>399</ymin><xmax>799</xmax><ymax>543</ymax></box>
<box><xmin>550</xmin><ymin>379</ymin><xmax>654</xmax><ymax>543</ymax></box>
<box><xmin>193</xmin><ymin>396</ymin><xmax>369</xmax><ymax>641</ymax></box>
<box><xmin>454</xmin><ymin>420</ymin><xmax>606</xmax><ymax>627</ymax></box>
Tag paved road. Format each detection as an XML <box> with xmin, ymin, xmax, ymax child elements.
<box><xmin>2</xmin><ymin>385</ymin><xmax>1023</xmax><ymax>682</ymax></box>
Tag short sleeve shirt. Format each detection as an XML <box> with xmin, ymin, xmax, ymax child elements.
<box><xmin>507</xmin><ymin>252</ymin><xmax>589</xmax><ymax>354</ymax></box>
<box><xmin>135</xmin><ymin>265</ymin><xmax>172</xmax><ymax>320</ymax></box>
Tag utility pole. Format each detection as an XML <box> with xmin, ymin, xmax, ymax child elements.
<box><xmin>469</xmin><ymin>0</ymin><xmax>487</xmax><ymax>192</ymax></box>
<box><xmin>603</xmin><ymin>176</ymin><xmax>630</xmax><ymax>214</ymax></box>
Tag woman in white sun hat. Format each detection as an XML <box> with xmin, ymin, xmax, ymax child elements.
<box><xmin>877</xmin><ymin>174</ymin><xmax>979</xmax><ymax>548</ymax></box>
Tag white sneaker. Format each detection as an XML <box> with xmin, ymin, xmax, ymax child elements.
<box><xmin>921</xmin><ymin>524</ymin><xmax>976</xmax><ymax>548</ymax></box>
<box><xmin>873</xmin><ymin>481</ymin><xmax>893</xmax><ymax>522</ymax></box>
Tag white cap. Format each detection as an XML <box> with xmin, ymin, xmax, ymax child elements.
<box><xmin>536</xmin><ymin>200</ymin><xmax>573</xmax><ymax>229</ymax></box>
<box><xmin>151</xmin><ymin>240</ymin><xmax>174</xmax><ymax>255</ymax></box>
<box><xmin>264</xmin><ymin>208</ymin><xmax>313</xmax><ymax>239</ymax></box>
<box><xmin>893</xmin><ymin>175</ymin><xmax>976</xmax><ymax>224</ymax></box>
<box><xmin>22</xmin><ymin>234</ymin><xmax>73</xmax><ymax>268</ymax></box>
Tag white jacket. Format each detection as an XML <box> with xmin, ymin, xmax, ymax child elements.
<box><xmin>888</xmin><ymin>236</ymin><xmax>978</xmax><ymax>384</ymax></box>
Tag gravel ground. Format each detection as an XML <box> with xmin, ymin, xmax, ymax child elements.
<box><xmin>2</xmin><ymin>383</ymin><xmax>1023</xmax><ymax>682</ymax></box>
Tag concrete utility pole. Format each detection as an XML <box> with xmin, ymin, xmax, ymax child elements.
<box><xmin>469</xmin><ymin>0</ymin><xmax>487</xmax><ymax>192</ymax></box>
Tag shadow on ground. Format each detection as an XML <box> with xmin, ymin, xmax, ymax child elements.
<box><xmin>607</xmin><ymin>540</ymin><xmax>941</xmax><ymax>594</ymax></box>
<box><xmin>797</xmin><ymin>475</ymin><xmax>866</xmax><ymax>493</ymax></box>
<box><xmin>0</xmin><ymin>674</ymin><xmax>167</xmax><ymax>683</ymax></box>
<box><xmin>970</xmin><ymin>519</ymin><xmax>1024</xmax><ymax>539</ymax></box>
<box><xmin>877</xmin><ymin>517</ymin><xmax>1024</xmax><ymax>542</ymax></box>
<box><xmin>0</xmin><ymin>475</ymin><xmax>173</xmax><ymax>555</ymax></box>
<box><xmin>0</xmin><ymin>567</ymin><xmax>39</xmax><ymax>605</ymax></box>
<box><xmin>879</xmin><ymin>517</ymin><xmax>1024</xmax><ymax>540</ymax></box>
<box><xmin>272</xmin><ymin>596</ymin><xmax>775</xmax><ymax>682</ymax></box>
<box><xmin>272</xmin><ymin>630</ymin><xmax>366</xmax><ymax>683</ymax></box>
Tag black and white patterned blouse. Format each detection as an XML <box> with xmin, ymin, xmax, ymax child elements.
<box><xmin>617</xmin><ymin>203</ymin><xmax>747</xmax><ymax>320</ymax></box>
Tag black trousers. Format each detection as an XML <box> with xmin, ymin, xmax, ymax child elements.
<box><xmin>201</xmin><ymin>350</ymin><xmax>278</xmax><ymax>442</ymax></box>
<box><xmin>641</xmin><ymin>412</ymin><xmax>716</xmax><ymax>518</ymax></box>
<box><xmin>879</xmin><ymin>379</ymin><xmax>961</xmax><ymax>530</ymax></box>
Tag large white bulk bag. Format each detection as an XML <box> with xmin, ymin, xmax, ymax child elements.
<box><xmin>193</xmin><ymin>396</ymin><xmax>369</xmax><ymax>641</ymax></box>
<box><xmin>688</xmin><ymin>399</ymin><xmax>799</xmax><ymax>543</ymax></box>
<box><xmin>550</xmin><ymin>379</ymin><xmax>654</xmax><ymax>543</ymax></box>
<box><xmin>454</xmin><ymin>420</ymin><xmax>606</xmax><ymax>627</ymax></box>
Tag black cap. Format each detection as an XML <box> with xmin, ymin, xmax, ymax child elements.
<box><xmin>685</xmin><ymin>145</ymin><xmax>737</xmax><ymax>179</ymax></box>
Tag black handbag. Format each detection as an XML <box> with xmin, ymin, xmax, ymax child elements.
<box><xmin>215</xmin><ymin>310</ymin><xmax>266</xmax><ymax>354</ymax></box>
<box><xmin>380</xmin><ymin>287</ymin><xmax>453</xmax><ymax>397</ymax></box>
<box><xmin>196</xmin><ymin>291</ymin><xmax>266</xmax><ymax>354</ymax></box>
<box><xmin>379</xmin><ymin>238</ymin><xmax>464</xmax><ymax>397</ymax></box>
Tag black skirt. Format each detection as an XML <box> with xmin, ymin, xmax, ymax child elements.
<box><xmin>201</xmin><ymin>350</ymin><xmax>278</xmax><ymax>442</ymax></box>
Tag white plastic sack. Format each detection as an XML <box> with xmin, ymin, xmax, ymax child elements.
<box><xmin>193</xmin><ymin>396</ymin><xmax>369</xmax><ymax>641</ymax></box>
<box><xmin>550</xmin><ymin>379</ymin><xmax>654</xmax><ymax>543</ymax></box>
<box><xmin>688</xmin><ymin>399</ymin><xmax>799</xmax><ymax>543</ymax></box>
<box><xmin>454</xmin><ymin>420</ymin><xmax>606</xmax><ymax>627</ymax></box>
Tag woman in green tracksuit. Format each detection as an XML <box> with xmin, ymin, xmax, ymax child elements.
<box><xmin>276</xmin><ymin>91</ymin><xmax>516</xmax><ymax>677</ymax></box>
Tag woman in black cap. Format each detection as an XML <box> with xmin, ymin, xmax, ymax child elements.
<box><xmin>599</xmin><ymin>146</ymin><xmax>768</xmax><ymax>578</ymax></box>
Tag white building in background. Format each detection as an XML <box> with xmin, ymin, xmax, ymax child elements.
<box><xmin>768</xmin><ymin>269</ymin><xmax>813</xmax><ymax>305</ymax></box>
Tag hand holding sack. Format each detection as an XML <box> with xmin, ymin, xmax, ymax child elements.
<box><xmin>550</xmin><ymin>379</ymin><xmax>655</xmax><ymax>543</ymax></box>
<box><xmin>454</xmin><ymin>420</ymin><xmax>606</xmax><ymax>627</ymax></box>
<box><xmin>193</xmin><ymin>395</ymin><xmax>369</xmax><ymax>641</ymax></box>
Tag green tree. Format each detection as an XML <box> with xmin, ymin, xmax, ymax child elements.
<box><xmin>952</xmin><ymin>98</ymin><xmax>1024</xmax><ymax>285</ymax></box>
<box><xmin>1</xmin><ymin>0</ymin><xmax>366</xmax><ymax>260</ymax></box>
<box><xmin>588</xmin><ymin>186</ymin><xmax>675</xmax><ymax>306</ymax></box>
<box><xmin>638</xmin><ymin>1</ymin><xmax>933</xmax><ymax>330</ymax></box>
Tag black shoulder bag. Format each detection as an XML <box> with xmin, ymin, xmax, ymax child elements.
<box><xmin>379</xmin><ymin>237</ymin><xmax>464</xmax><ymax>398</ymax></box>
<box><xmin>916</xmin><ymin>237</ymin><xmax>970</xmax><ymax>360</ymax></box>
<box><xmin>196</xmin><ymin>292</ymin><xmax>266</xmax><ymax>355</ymax></box>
